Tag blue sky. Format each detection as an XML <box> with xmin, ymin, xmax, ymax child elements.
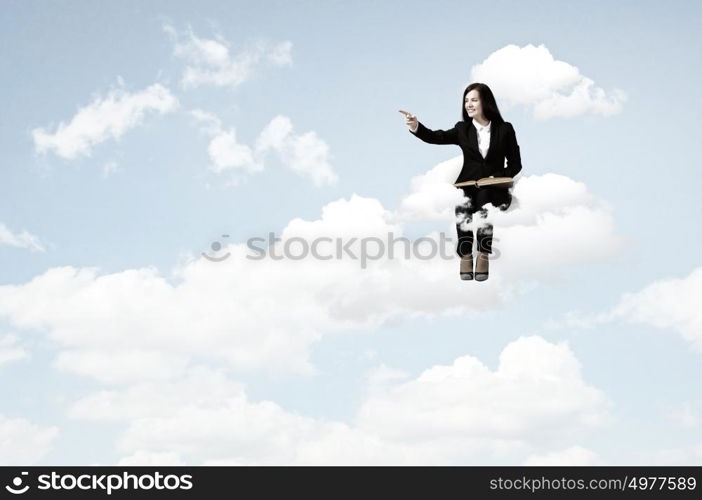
<box><xmin>1</xmin><ymin>0</ymin><xmax>701</xmax><ymax>465</ymax></box>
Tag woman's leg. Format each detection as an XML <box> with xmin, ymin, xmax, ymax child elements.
<box><xmin>455</xmin><ymin>187</ymin><xmax>478</xmax><ymax>280</ymax></box>
<box><xmin>474</xmin><ymin>187</ymin><xmax>512</xmax><ymax>280</ymax></box>
<box><xmin>455</xmin><ymin>187</ymin><xmax>477</xmax><ymax>258</ymax></box>
<box><xmin>474</xmin><ymin>187</ymin><xmax>512</xmax><ymax>256</ymax></box>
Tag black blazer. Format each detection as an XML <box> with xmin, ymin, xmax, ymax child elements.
<box><xmin>410</xmin><ymin>119</ymin><xmax>522</xmax><ymax>184</ymax></box>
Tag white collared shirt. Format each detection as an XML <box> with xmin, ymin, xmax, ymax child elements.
<box><xmin>473</xmin><ymin>119</ymin><xmax>491</xmax><ymax>158</ymax></box>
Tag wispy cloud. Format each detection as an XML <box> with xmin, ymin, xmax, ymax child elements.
<box><xmin>555</xmin><ymin>267</ymin><xmax>702</xmax><ymax>352</ymax></box>
<box><xmin>208</xmin><ymin>130</ymin><xmax>262</xmax><ymax>174</ymax></box>
<box><xmin>256</xmin><ymin>115</ymin><xmax>337</xmax><ymax>186</ymax></box>
<box><xmin>605</xmin><ymin>267</ymin><xmax>702</xmax><ymax>351</ymax></box>
<box><xmin>164</xmin><ymin>25</ymin><xmax>292</xmax><ymax>89</ymax></box>
<box><xmin>190</xmin><ymin>110</ymin><xmax>262</xmax><ymax>175</ymax></box>
<box><xmin>471</xmin><ymin>44</ymin><xmax>626</xmax><ymax>119</ymax></box>
<box><xmin>32</xmin><ymin>83</ymin><xmax>178</xmax><ymax>160</ymax></box>
<box><xmin>101</xmin><ymin>160</ymin><xmax>120</xmax><ymax>178</ymax></box>
<box><xmin>191</xmin><ymin>110</ymin><xmax>337</xmax><ymax>186</ymax></box>
<box><xmin>0</xmin><ymin>223</ymin><xmax>46</xmax><ymax>252</ymax></box>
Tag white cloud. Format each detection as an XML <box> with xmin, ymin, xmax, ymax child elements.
<box><xmin>207</xmin><ymin>130</ymin><xmax>261</xmax><ymax>174</ymax></box>
<box><xmin>0</xmin><ymin>415</ymin><xmax>58</xmax><ymax>464</ymax></box>
<box><xmin>0</xmin><ymin>223</ymin><xmax>46</xmax><ymax>252</ymax></box>
<box><xmin>191</xmin><ymin>111</ymin><xmax>337</xmax><ymax>186</ymax></box>
<box><xmin>0</xmin><ymin>334</ymin><xmax>29</xmax><ymax>366</ymax></box>
<box><xmin>165</xmin><ymin>25</ymin><xmax>292</xmax><ymax>89</ymax></box>
<box><xmin>0</xmin><ymin>172</ymin><xmax>622</xmax><ymax>382</ymax></box>
<box><xmin>257</xmin><ymin>116</ymin><xmax>337</xmax><ymax>186</ymax></box>
<box><xmin>471</xmin><ymin>44</ymin><xmax>626</xmax><ymax>119</ymax></box>
<box><xmin>522</xmin><ymin>446</ymin><xmax>600</xmax><ymax>466</ymax></box>
<box><xmin>358</xmin><ymin>336</ymin><xmax>609</xmax><ymax>445</ymax></box>
<box><xmin>189</xmin><ymin>109</ymin><xmax>223</xmax><ymax>136</ymax></box>
<box><xmin>190</xmin><ymin>110</ymin><xmax>261</xmax><ymax>174</ymax></box>
<box><xmin>66</xmin><ymin>337</ymin><xmax>608</xmax><ymax>465</ymax></box>
<box><xmin>67</xmin><ymin>367</ymin><xmax>246</xmax><ymax>422</ymax></box>
<box><xmin>71</xmin><ymin>367</ymin><xmax>330</xmax><ymax>464</ymax></box>
<box><xmin>565</xmin><ymin>267</ymin><xmax>702</xmax><ymax>351</ymax></box>
<box><xmin>394</xmin><ymin>157</ymin><xmax>467</xmax><ymax>222</ymax></box>
<box><xmin>396</xmin><ymin>162</ymin><xmax>594</xmax><ymax>223</ymax></box>
<box><xmin>55</xmin><ymin>349</ymin><xmax>189</xmax><ymax>385</ymax></box>
<box><xmin>32</xmin><ymin>83</ymin><xmax>178</xmax><ymax>159</ymax></box>
<box><xmin>396</xmin><ymin>170</ymin><xmax>625</xmax><ymax>281</ymax></box>
<box><xmin>0</xmin><ymin>166</ymin><xmax>620</xmax><ymax>463</ymax></box>
<box><xmin>607</xmin><ymin>267</ymin><xmax>702</xmax><ymax>351</ymax></box>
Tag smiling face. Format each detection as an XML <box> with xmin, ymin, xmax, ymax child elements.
<box><xmin>464</xmin><ymin>89</ymin><xmax>484</xmax><ymax>122</ymax></box>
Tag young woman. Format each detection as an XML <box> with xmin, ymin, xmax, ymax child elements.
<box><xmin>400</xmin><ymin>82</ymin><xmax>522</xmax><ymax>281</ymax></box>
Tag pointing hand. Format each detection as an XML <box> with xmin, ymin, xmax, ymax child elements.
<box><xmin>398</xmin><ymin>109</ymin><xmax>418</xmax><ymax>131</ymax></box>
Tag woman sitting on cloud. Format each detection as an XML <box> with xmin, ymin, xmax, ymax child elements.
<box><xmin>400</xmin><ymin>82</ymin><xmax>523</xmax><ymax>281</ymax></box>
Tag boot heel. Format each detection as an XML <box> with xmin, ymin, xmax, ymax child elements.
<box><xmin>474</xmin><ymin>252</ymin><xmax>489</xmax><ymax>281</ymax></box>
<box><xmin>459</xmin><ymin>254</ymin><xmax>474</xmax><ymax>281</ymax></box>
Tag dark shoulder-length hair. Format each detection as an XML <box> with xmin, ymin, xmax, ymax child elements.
<box><xmin>462</xmin><ymin>83</ymin><xmax>504</xmax><ymax>124</ymax></box>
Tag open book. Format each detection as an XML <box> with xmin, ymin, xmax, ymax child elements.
<box><xmin>454</xmin><ymin>176</ymin><xmax>513</xmax><ymax>189</ymax></box>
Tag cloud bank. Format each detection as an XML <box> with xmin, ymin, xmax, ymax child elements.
<box><xmin>65</xmin><ymin>336</ymin><xmax>609</xmax><ymax>465</ymax></box>
<box><xmin>0</xmin><ymin>172</ymin><xmax>622</xmax><ymax>384</ymax></box>
<box><xmin>164</xmin><ymin>25</ymin><xmax>292</xmax><ymax>89</ymax></box>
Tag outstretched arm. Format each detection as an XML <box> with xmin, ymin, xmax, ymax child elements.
<box><xmin>411</xmin><ymin>121</ymin><xmax>460</xmax><ymax>145</ymax></box>
<box><xmin>503</xmin><ymin>123</ymin><xmax>522</xmax><ymax>177</ymax></box>
<box><xmin>399</xmin><ymin>110</ymin><xmax>459</xmax><ymax>145</ymax></box>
